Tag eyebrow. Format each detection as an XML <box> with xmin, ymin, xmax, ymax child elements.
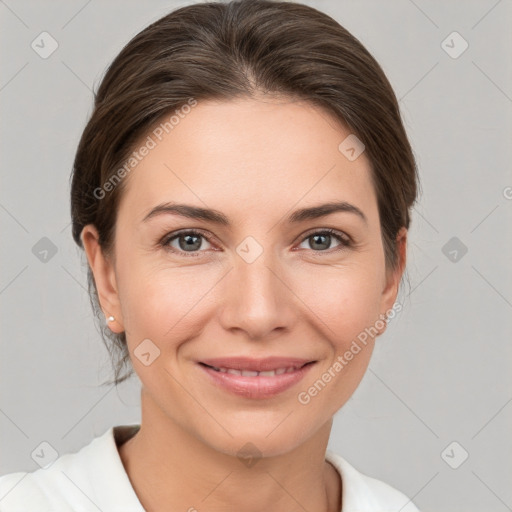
<box><xmin>142</xmin><ymin>200</ymin><xmax>368</xmax><ymax>226</ymax></box>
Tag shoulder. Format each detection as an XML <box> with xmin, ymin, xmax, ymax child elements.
<box><xmin>0</xmin><ymin>425</ymin><xmax>144</xmax><ymax>512</ymax></box>
<box><xmin>0</xmin><ymin>434</ymin><xmax>107</xmax><ymax>511</ymax></box>
<box><xmin>325</xmin><ymin>449</ymin><xmax>421</xmax><ymax>512</ymax></box>
<box><xmin>0</xmin><ymin>470</ymin><xmax>53</xmax><ymax>511</ymax></box>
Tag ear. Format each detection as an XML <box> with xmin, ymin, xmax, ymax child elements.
<box><xmin>377</xmin><ymin>226</ymin><xmax>407</xmax><ymax>336</ymax></box>
<box><xmin>81</xmin><ymin>224</ymin><xmax>124</xmax><ymax>334</ymax></box>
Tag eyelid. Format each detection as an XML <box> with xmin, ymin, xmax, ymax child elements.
<box><xmin>160</xmin><ymin>228</ymin><xmax>218</xmax><ymax>252</ymax></box>
<box><xmin>297</xmin><ymin>227</ymin><xmax>352</xmax><ymax>245</ymax></box>
<box><xmin>159</xmin><ymin>227</ymin><xmax>352</xmax><ymax>256</ymax></box>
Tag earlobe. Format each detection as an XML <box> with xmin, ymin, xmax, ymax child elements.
<box><xmin>81</xmin><ymin>225</ymin><xmax>124</xmax><ymax>333</ymax></box>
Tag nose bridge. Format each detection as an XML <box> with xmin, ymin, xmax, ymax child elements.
<box><xmin>219</xmin><ymin>235</ymin><xmax>294</xmax><ymax>338</ymax></box>
<box><xmin>235</xmin><ymin>241</ymin><xmax>283</xmax><ymax>307</ymax></box>
<box><xmin>238</xmin><ymin>251</ymin><xmax>278</xmax><ymax>299</ymax></box>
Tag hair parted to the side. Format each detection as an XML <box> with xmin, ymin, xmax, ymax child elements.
<box><xmin>70</xmin><ymin>0</ymin><xmax>419</xmax><ymax>387</ymax></box>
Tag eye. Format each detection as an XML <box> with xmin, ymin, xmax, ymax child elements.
<box><xmin>161</xmin><ymin>230</ymin><xmax>214</xmax><ymax>256</ymax></box>
<box><xmin>296</xmin><ymin>229</ymin><xmax>351</xmax><ymax>253</ymax></box>
<box><xmin>160</xmin><ymin>228</ymin><xmax>352</xmax><ymax>257</ymax></box>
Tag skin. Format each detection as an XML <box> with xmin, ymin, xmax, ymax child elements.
<box><xmin>82</xmin><ymin>94</ymin><xmax>407</xmax><ymax>512</ymax></box>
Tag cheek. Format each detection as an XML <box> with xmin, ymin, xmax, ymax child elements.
<box><xmin>291</xmin><ymin>266</ymin><xmax>383</xmax><ymax>415</ymax></box>
<box><xmin>290</xmin><ymin>262</ymin><xmax>384</xmax><ymax>348</ymax></box>
<box><xmin>118</xmin><ymin>262</ymin><xmax>221</xmax><ymax>343</ymax></box>
<box><xmin>118</xmin><ymin>255</ymin><xmax>384</xmax><ymax>351</ymax></box>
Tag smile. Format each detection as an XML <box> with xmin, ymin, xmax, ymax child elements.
<box><xmin>202</xmin><ymin>363</ymin><xmax>309</xmax><ymax>377</ymax></box>
<box><xmin>197</xmin><ymin>361</ymin><xmax>316</xmax><ymax>399</ymax></box>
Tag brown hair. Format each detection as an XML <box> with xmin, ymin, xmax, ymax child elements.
<box><xmin>70</xmin><ymin>0</ymin><xmax>419</xmax><ymax>386</ymax></box>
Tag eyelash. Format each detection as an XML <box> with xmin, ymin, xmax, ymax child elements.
<box><xmin>159</xmin><ymin>228</ymin><xmax>352</xmax><ymax>257</ymax></box>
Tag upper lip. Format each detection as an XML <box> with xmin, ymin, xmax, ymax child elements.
<box><xmin>199</xmin><ymin>357</ymin><xmax>315</xmax><ymax>372</ymax></box>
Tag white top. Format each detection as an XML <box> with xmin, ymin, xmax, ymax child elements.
<box><xmin>0</xmin><ymin>424</ymin><xmax>420</xmax><ymax>511</ymax></box>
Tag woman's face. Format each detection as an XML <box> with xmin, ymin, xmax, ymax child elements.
<box><xmin>84</xmin><ymin>96</ymin><xmax>405</xmax><ymax>457</ymax></box>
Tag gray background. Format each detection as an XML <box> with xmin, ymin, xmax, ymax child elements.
<box><xmin>1</xmin><ymin>1</ymin><xmax>511</xmax><ymax>511</ymax></box>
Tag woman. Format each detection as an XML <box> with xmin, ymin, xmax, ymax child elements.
<box><xmin>0</xmin><ymin>0</ymin><xmax>420</xmax><ymax>510</ymax></box>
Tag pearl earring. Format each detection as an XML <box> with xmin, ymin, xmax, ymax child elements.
<box><xmin>107</xmin><ymin>315</ymin><xmax>115</xmax><ymax>323</ymax></box>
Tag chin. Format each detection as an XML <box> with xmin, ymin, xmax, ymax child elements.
<box><xmin>200</xmin><ymin>421</ymin><xmax>317</xmax><ymax>461</ymax></box>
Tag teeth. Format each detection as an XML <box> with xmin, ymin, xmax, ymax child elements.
<box><xmin>210</xmin><ymin>365</ymin><xmax>301</xmax><ymax>376</ymax></box>
<box><xmin>260</xmin><ymin>370</ymin><xmax>279</xmax><ymax>376</ymax></box>
<box><xmin>241</xmin><ymin>370</ymin><xmax>259</xmax><ymax>377</ymax></box>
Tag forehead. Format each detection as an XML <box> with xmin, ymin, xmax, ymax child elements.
<box><xmin>117</xmin><ymin>97</ymin><xmax>378</xmax><ymax>225</ymax></box>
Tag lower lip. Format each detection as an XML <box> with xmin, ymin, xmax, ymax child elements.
<box><xmin>198</xmin><ymin>362</ymin><xmax>316</xmax><ymax>399</ymax></box>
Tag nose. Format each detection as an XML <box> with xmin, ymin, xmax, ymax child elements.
<box><xmin>217</xmin><ymin>247</ymin><xmax>297</xmax><ymax>340</ymax></box>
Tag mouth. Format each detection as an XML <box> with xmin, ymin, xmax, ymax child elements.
<box><xmin>198</xmin><ymin>360</ymin><xmax>315</xmax><ymax>377</ymax></box>
<box><xmin>196</xmin><ymin>358</ymin><xmax>317</xmax><ymax>399</ymax></box>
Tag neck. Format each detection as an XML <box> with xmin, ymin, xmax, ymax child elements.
<box><xmin>118</xmin><ymin>389</ymin><xmax>341</xmax><ymax>512</ymax></box>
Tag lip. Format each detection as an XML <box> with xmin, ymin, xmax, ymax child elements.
<box><xmin>198</xmin><ymin>356</ymin><xmax>314</xmax><ymax>372</ymax></box>
<box><xmin>197</xmin><ymin>358</ymin><xmax>316</xmax><ymax>400</ymax></box>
